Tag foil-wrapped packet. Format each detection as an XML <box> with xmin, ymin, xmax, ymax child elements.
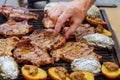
<box><xmin>87</xmin><ymin>5</ymin><xmax>100</xmax><ymax>16</ymax></box>
<box><xmin>83</xmin><ymin>33</ymin><xmax>114</xmax><ymax>49</ymax></box>
<box><xmin>71</xmin><ymin>58</ymin><xmax>101</xmax><ymax>75</ymax></box>
<box><xmin>0</xmin><ymin>56</ymin><xmax>19</xmax><ymax>80</ymax></box>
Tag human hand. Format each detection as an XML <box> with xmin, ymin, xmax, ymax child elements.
<box><xmin>47</xmin><ymin>0</ymin><xmax>94</xmax><ymax>39</ymax></box>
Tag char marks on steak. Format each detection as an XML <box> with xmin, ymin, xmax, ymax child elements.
<box><xmin>23</xmin><ymin>29</ymin><xmax>66</xmax><ymax>50</ymax></box>
<box><xmin>0</xmin><ymin>20</ymin><xmax>32</xmax><ymax>36</ymax></box>
<box><xmin>0</xmin><ymin>5</ymin><xmax>39</xmax><ymax>21</ymax></box>
<box><xmin>51</xmin><ymin>42</ymin><xmax>102</xmax><ymax>62</ymax></box>
<box><xmin>73</xmin><ymin>24</ymin><xmax>95</xmax><ymax>41</ymax></box>
<box><xmin>13</xmin><ymin>40</ymin><xmax>53</xmax><ymax>66</ymax></box>
<box><xmin>0</xmin><ymin>37</ymin><xmax>19</xmax><ymax>56</ymax></box>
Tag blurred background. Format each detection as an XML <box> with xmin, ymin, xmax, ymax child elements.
<box><xmin>0</xmin><ymin>0</ymin><xmax>120</xmax><ymax>8</ymax></box>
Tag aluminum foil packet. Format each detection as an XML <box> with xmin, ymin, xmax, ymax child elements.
<box><xmin>83</xmin><ymin>33</ymin><xmax>114</xmax><ymax>49</ymax></box>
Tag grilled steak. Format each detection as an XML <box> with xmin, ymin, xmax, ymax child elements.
<box><xmin>0</xmin><ymin>5</ymin><xmax>39</xmax><ymax>21</ymax></box>
<box><xmin>23</xmin><ymin>29</ymin><xmax>66</xmax><ymax>50</ymax></box>
<box><xmin>0</xmin><ymin>20</ymin><xmax>32</xmax><ymax>36</ymax></box>
<box><xmin>73</xmin><ymin>24</ymin><xmax>95</xmax><ymax>41</ymax></box>
<box><xmin>0</xmin><ymin>37</ymin><xmax>19</xmax><ymax>56</ymax></box>
<box><xmin>42</xmin><ymin>12</ymin><xmax>54</xmax><ymax>29</ymax></box>
<box><xmin>13</xmin><ymin>40</ymin><xmax>53</xmax><ymax>67</ymax></box>
<box><xmin>64</xmin><ymin>24</ymin><xmax>95</xmax><ymax>41</ymax></box>
<box><xmin>51</xmin><ymin>42</ymin><xmax>102</xmax><ymax>62</ymax></box>
<box><xmin>42</xmin><ymin>12</ymin><xmax>69</xmax><ymax>29</ymax></box>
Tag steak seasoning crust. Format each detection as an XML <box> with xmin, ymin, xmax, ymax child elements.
<box><xmin>22</xmin><ymin>29</ymin><xmax>66</xmax><ymax>50</ymax></box>
<box><xmin>51</xmin><ymin>42</ymin><xmax>102</xmax><ymax>62</ymax></box>
<box><xmin>13</xmin><ymin>40</ymin><xmax>53</xmax><ymax>67</ymax></box>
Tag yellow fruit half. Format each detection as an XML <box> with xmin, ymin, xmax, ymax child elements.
<box><xmin>102</xmin><ymin>65</ymin><xmax>120</xmax><ymax>79</ymax></box>
<box><xmin>48</xmin><ymin>67</ymin><xmax>70</xmax><ymax>80</ymax></box>
<box><xmin>21</xmin><ymin>65</ymin><xmax>47</xmax><ymax>80</ymax></box>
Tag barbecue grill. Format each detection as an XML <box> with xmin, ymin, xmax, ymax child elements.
<box><xmin>0</xmin><ymin>6</ymin><xmax>120</xmax><ymax>80</ymax></box>
<box><xmin>27</xmin><ymin>0</ymin><xmax>50</xmax><ymax>9</ymax></box>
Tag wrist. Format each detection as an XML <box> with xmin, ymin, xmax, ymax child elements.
<box><xmin>73</xmin><ymin>0</ymin><xmax>95</xmax><ymax>10</ymax></box>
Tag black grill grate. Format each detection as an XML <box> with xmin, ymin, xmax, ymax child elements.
<box><xmin>0</xmin><ymin>10</ymin><xmax>120</xmax><ymax>80</ymax></box>
<box><xmin>28</xmin><ymin>10</ymin><xmax>45</xmax><ymax>30</ymax></box>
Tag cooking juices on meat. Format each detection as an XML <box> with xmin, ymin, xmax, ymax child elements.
<box><xmin>13</xmin><ymin>40</ymin><xmax>53</xmax><ymax>67</ymax></box>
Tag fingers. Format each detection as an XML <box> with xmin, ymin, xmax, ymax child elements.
<box><xmin>54</xmin><ymin>11</ymin><xmax>71</xmax><ymax>34</ymax></box>
<box><xmin>65</xmin><ymin>23</ymin><xmax>78</xmax><ymax>39</ymax></box>
<box><xmin>48</xmin><ymin>7</ymin><xmax>57</xmax><ymax>16</ymax></box>
<box><xmin>49</xmin><ymin>9</ymin><xmax>63</xmax><ymax>24</ymax></box>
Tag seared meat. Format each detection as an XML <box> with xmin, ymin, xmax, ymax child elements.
<box><xmin>0</xmin><ymin>20</ymin><xmax>32</xmax><ymax>36</ymax></box>
<box><xmin>73</xmin><ymin>24</ymin><xmax>95</xmax><ymax>41</ymax></box>
<box><xmin>42</xmin><ymin>12</ymin><xmax>54</xmax><ymax>29</ymax></box>
<box><xmin>0</xmin><ymin>5</ymin><xmax>39</xmax><ymax>21</ymax></box>
<box><xmin>23</xmin><ymin>29</ymin><xmax>66</xmax><ymax>50</ymax></box>
<box><xmin>0</xmin><ymin>56</ymin><xmax>19</xmax><ymax>80</ymax></box>
<box><xmin>13</xmin><ymin>40</ymin><xmax>53</xmax><ymax>66</ymax></box>
<box><xmin>0</xmin><ymin>37</ymin><xmax>19</xmax><ymax>56</ymax></box>
<box><xmin>50</xmin><ymin>42</ymin><xmax>102</xmax><ymax>62</ymax></box>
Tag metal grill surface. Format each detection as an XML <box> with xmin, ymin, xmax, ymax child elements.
<box><xmin>0</xmin><ymin>10</ymin><xmax>119</xmax><ymax>80</ymax></box>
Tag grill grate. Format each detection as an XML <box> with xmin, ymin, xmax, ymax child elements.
<box><xmin>0</xmin><ymin>10</ymin><xmax>120</xmax><ymax>80</ymax></box>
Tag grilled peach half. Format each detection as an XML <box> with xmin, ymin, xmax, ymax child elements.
<box><xmin>21</xmin><ymin>65</ymin><xmax>47</xmax><ymax>80</ymax></box>
<box><xmin>101</xmin><ymin>62</ymin><xmax>120</xmax><ymax>79</ymax></box>
<box><xmin>48</xmin><ymin>67</ymin><xmax>70</xmax><ymax>80</ymax></box>
<box><xmin>70</xmin><ymin>71</ymin><xmax>94</xmax><ymax>80</ymax></box>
